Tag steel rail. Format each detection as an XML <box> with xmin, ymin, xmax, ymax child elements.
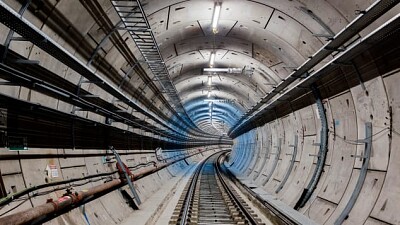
<box><xmin>215</xmin><ymin>154</ymin><xmax>260</xmax><ymax>225</ymax></box>
<box><xmin>178</xmin><ymin>153</ymin><xmax>213</xmax><ymax>225</ymax></box>
<box><xmin>222</xmin><ymin>162</ymin><xmax>298</xmax><ymax>225</ymax></box>
<box><xmin>0</xmin><ymin>147</ymin><xmax>226</xmax><ymax>209</ymax></box>
<box><xmin>178</xmin><ymin>151</ymin><xmax>263</xmax><ymax>224</ymax></box>
<box><xmin>0</xmin><ymin>148</ymin><xmax>217</xmax><ymax>225</ymax></box>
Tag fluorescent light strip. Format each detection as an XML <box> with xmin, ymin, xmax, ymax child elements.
<box><xmin>209</xmin><ymin>53</ymin><xmax>215</xmax><ymax>67</ymax></box>
<box><xmin>212</xmin><ymin>4</ymin><xmax>221</xmax><ymax>31</ymax></box>
<box><xmin>207</xmin><ymin>90</ymin><xmax>212</xmax><ymax>98</ymax></box>
<box><xmin>204</xmin><ymin>67</ymin><xmax>243</xmax><ymax>73</ymax></box>
<box><xmin>208</xmin><ymin>76</ymin><xmax>212</xmax><ymax>85</ymax></box>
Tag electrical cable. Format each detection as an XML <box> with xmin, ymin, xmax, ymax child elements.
<box><xmin>0</xmin><ymin>171</ymin><xmax>117</xmax><ymax>207</ymax></box>
<box><xmin>0</xmin><ymin>176</ymin><xmax>115</xmax><ymax>214</ymax></box>
<box><xmin>0</xmin><ymin>199</ymin><xmax>29</xmax><ymax>217</ymax></box>
<box><xmin>392</xmin><ymin>129</ymin><xmax>400</xmax><ymax>136</ymax></box>
<box><xmin>329</xmin><ymin>126</ymin><xmax>390</xmax><ymax>145</ymax></box>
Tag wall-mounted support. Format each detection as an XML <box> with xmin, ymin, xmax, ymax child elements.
<box><xmin>334</xmin><ymin>122</ymin><xmax>372</xmax><ymax>225</ymax></box>
<box><xmin>247</xmin><ymin>140</ymin><xmax>263</xmax><ymax>176</ymax></box>
<box><xmin>0</xmin><ymin>169</ymin><xmax>6</xmax><ymax>198</ymax></box>
<box><xmin>238</xmin><ymin>141</ymin><xmax>254</xmax><ymax>171</ymax></box>
<box><xmin>262</xmin><ymin>138</ymin><xmax>281</xmax><ymax>186</ymax></box>
<box><xmin>110</xmin><ymin>146</ymin><xmax>141</xmax><ymax>205</ymax></box>
<box><xmin>87</xmin><ymin>20</ymin><xmax>123</xmax><ymax>66</ymax></box>
<box><xmin>1</xmin><ymin>0</ymin><xmax>31</xmax><ymax>63</ymax></box>
<box><xmin>11</xmin><ymin>59</ymin><xmax>39</xmax><ymax>64</ymax></box>
<box><xmin>110</xmin><ymin>0</ymin><xmax>195</xmax><ymax>131</ymax></box>
<box><xmin>253</xmin><ymin>140</ymin><xmax>271</xmax><ymax>180</ymax></box>
<box><xmin>294</xmin><ymin>85</ymin><xmax>328</xmax><ymax>210</ymax></box>
<box><xmin>351</xmin><ymin>61</ymin><xmax>367</xmax><ymax>91</ymax></box>
<box><xmin>229</xmin><ymin>0</ymin><xmax>399</xmax><ymax>138</ymax></box>
<box><xmin>276</xmin><ymin>135</ymin><xmax>298</xmax><ymax>193</ymax></box>
<box><xmin>299</xmin><ymin>6</ymin><xmax>335</xmax><ymax>38</ymax></box>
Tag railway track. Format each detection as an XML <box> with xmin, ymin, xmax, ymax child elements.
<box><xmin>170</xmin><ymin>152</ymin><xmax>265</xmax><ymax>225</ymax></box>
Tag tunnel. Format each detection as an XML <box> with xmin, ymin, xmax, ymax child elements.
<box><xmin>0</xmin><ymin>0</ymin><xmax>399</xmax><ymax>224</ymax></box>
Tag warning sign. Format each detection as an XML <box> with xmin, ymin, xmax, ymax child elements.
<box><xmin>45</xmin><ymin>164</ymin><xmax>59</xmax><ymax>178</ymax></box>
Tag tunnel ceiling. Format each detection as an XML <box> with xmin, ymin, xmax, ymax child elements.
<box><xmin>133</xmin><ymin>0</ymin><xmax>383</xmax><ymax>136</ymax></box>
<box><xmin>0</xmin><ymin>0</ymin><xmax>395</xmax><ymax>141</ymax></box>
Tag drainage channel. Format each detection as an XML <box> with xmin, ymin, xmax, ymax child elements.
<box><xmin>170</xmin><ymin>152</ymin><xmax>265</xmax><ymax>225</ymax></box>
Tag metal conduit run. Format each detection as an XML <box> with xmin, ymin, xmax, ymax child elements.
<box><xmin>0</xmin><ymin>63</ymin><xmax>185</xmax><ymax>141</ymax></box>
<box><xmin>0</xmin><ymin>1</ymin><xmax>205</xmax><ymax>142</ymax></box>
<box><xmin>229</xmin><ymin>0</ymin><xmax>399</xmax><ymax>137</ymax></box>
<box><xmin>334</xmin><ymin>122</ymin><xmax>372</xmax><ymax>225</ymax></box>
<box><xmin>110</xmin><ymin>0</ymin><xmax>197</xmax><ymax>130</ymax></box>
<box><xmin>294</xmin><ymin>85</ymin><xmax>328</xmax><ymax>209</ymax></box>
<box><xmin>0</xmin><ymin>148</ymin><xmax>217</xmax><ymax>225</ymax></box>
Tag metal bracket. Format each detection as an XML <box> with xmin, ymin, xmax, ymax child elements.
<box><xmin>81</xmin><ymin>80</ymin><xmax>105</xmax><ymax>84</ymax></box>
<box><xmin>12</xmin><ymin>59</ymin><xmax>40</xmax><ymax>64</ymax></box>
<box><xmin>10</xmin><ymin>36</ymin><xmax>29</xmax><ymax>41</ymax></box>
<box><xmin>313</xmin><ymin>33</ymin><xmax>334</xmax><ymax>41</ymax></box>
<box><xmin>351</xmin><ymin>61</ymin><xmax>366</xmax><ymax>91</ymax></box>
<box><xmin>262</xmin><ymin>138</ymin><xmax>282</xmax><ymax>186</ymax></box>
<box><xmin>79</xmin><ymin>94</ymin><xmax>99</xmax><ymax>98</ymax></box>
<box><xmin>334</xmin><ymin>122</ymin><xmax>372</xmax><ymax>225</ymax></box>
<box><xmin>110</xmin><ymin>146</ymin><xmax>141</xmax><ymax>205</ymax></box>
<box><xmin>324</xmin><ymin>46</ymin><xmax>346</xmax><ymax>52</ymax></box>
<box><xmin>1</xmin><ymin>0</ymin><xmax>31</xmax><ymax>63</ymax></box>
<box><xmin>253</xmin><ymin>140</ymin><xmax>271</xmax><ymax>180</ymax></box>
<box><xmin>0</xmin><ymin>81</ymin><xmax>16</xmax><ymax>86</ymax></box>
<box><xmin>294</xmin><ymin>85</ymin><xmax>328</xmax><ymax>209</ymax></box>
<box><xmin>351</xmin><ymin>153</ymin><xmax>367</xmax><ymax>161</ymax></box>
<box><xmin>276</xmin><ymin>135</ymin><xmax>298</xmax><ymax>193</ymax></box>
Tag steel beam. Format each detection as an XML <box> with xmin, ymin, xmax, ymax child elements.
<box><xmin>275</xmin><ymin>135</ymin><xmax>298</xmax><ymax>193</ymax></box>
<box><xmin>294</xmin><ymin>85</ymin><xmax>328</xmax><ymax>209</ymax></box>
<box><xmin>334</xmin><ymin>122</ymin><xmax>372</xmax><ymax>225</ymax></box>
<box><xmin>229</xmin><ymin>0</ymin><xmax>399</xmax><ymax>137</ymax></box>
<box><xmin>262</xmin><ymin>138</ymin><xmax>282</xmax><ymax>186</ymax></box>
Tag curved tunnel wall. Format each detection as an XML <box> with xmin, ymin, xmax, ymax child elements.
<box><xmin>229</xmin><ymin>68</ymin><xmax>400</xmax><ymax>224</ymax></box>
<box><xmin>0</xmin><ymin>0</ymin><xmax>399</xmax><ymax>224</ymax></box>
<box><xmin>0</xmin><ymin>145</ymin><xmax>226</xmax><ymax>224</ymax></box>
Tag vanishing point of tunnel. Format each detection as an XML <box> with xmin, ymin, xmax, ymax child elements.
<box><xmin>0</xmin><ymin>0</ymin><xmax>399</xmax><ymax>224</ymax></box>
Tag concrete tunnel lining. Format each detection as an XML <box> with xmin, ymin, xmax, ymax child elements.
<box><xmin>0</xmin><ymin>0</ymin><xmax>399</xmax><ymax>224</ymax></box>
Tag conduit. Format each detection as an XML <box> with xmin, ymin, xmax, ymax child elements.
<box><xmin>0</xmin><ymin>148</ymin><xmax>217</xmax><ymax>225</ymax></box>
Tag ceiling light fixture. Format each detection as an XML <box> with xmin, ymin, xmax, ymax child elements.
<box><xmin>207</xmin><ymin>90</ymin><xmax>212</xmax><ymax>98</ymax></box>
<box><xmin>208</xmin><ymin>76</ymin><xmax>212</xmax><ymax>86</ymax></box>
<box><xmin>204</xmin><ymin>67</ymin><xmax>243</xmax><ymax>73</ymax></box>
<box><xmin>212</xmin><ymin>4</ymin><xmax>221</xmax><ymax>33</ymax></box>
<box><xmin>209</xmin><ymin>53</ymin><xmax>215</xmax><ymax>67</ymax></box>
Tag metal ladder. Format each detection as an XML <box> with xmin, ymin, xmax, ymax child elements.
<box><xmin>111</xmin><ymin>0</ymin><xmax>183</xmax><ymax>112</ymax></box>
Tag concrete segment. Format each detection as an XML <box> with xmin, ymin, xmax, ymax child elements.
<box><xmin>0</xmin><ymin>0</ymin><xmax>399</xmax><ymax>224</ymax></box>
